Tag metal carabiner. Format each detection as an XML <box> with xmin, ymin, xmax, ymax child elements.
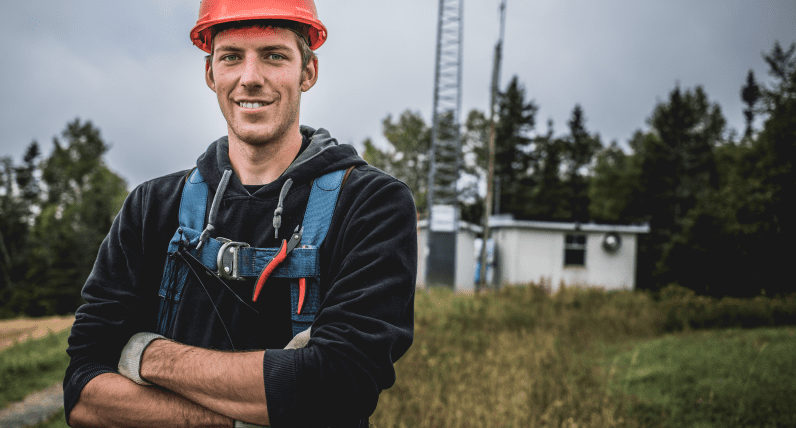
<box><xmin>216</xmin><ymin>238</ymin><xmax>250</xmax><ymax>281</ymax></box>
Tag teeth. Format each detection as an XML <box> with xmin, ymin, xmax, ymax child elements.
<box><xmin>239</xmin><ymin>102</ymin><xmax>264</xmax><ymax>109</ymax></box>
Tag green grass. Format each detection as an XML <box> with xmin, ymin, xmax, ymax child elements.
<box><xmin>372</xmin><ymin>286</ymin><xmax>796</xmax><ymax>428</ymax></box>
<box><xmin>603</xmin><ymin>327</ymin><xmax>796</xmax><ymax>428</ymax></box>
<box><xmin>0</xmin><ymin>329</ymin><xmax>70</xmax><ymax>409</ymax></box>
<box><xmin>372</xmin><ymin>286</ymin><xmax>657</xmax><ymax>427</ymax></box>
<box><xmin>3</xmin><ymin>287</ymin><xmax>796</xmax><ymax>428</ymax></box>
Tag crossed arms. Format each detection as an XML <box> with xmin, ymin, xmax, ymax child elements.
<box><xmin>69</xmin><ymin>339</ymin><xmax>269</xmax><ymax>427</ymax></box>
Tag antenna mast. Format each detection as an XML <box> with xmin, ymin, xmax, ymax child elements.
<box><xmin>426</xmin><ymin>0</ymin><xmax>464</xmax><ymax>288</ymax></box>
<box><xmin>478</xmin><ymin>0</ymin><xmax>507</xmax><ymax>289</ymax></box>
<box><xmin>427</xmin><ymin>0</ymin><xmax>464</xmax><ymax>210</ymax></box>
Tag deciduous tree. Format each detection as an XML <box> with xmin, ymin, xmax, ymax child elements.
<box><xmin>4</xmin><ymin>119</ymin><xmax>128</xmax><ymax>316</ymax></box>
<box><xmin>363</xmin><ymin>110</ymin><xmax>431</xmax><ymax>213</ymax></box>
<box><xmin>0</xmin><ymin>142</ymin><xmax>41</xmax><ymax>306</ymax></box>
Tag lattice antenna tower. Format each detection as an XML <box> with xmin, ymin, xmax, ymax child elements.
<box><xmin>427</xmin><ymin>0</ymin><xmax>464</xmax><ymax>211</ymax></box>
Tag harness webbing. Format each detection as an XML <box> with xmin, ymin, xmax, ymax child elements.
<box><xmin>157</xmin><ymin>168</ymin><xmax>347</xmax><ymax>339</ymax></box>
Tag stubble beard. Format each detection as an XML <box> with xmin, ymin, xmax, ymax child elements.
<box><xmin>230</xmin><ymin>90</ymin><xmax>302</xmax><ymax>149</ymax></box>
<box><xmin>228</xmin><ymin>102</ymin><xmax>293</xmax><ymax>149</ymax></box>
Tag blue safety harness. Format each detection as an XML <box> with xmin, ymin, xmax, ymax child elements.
<box><xmin>156</xmin><ymin>168</ymin><xmax>347</xmax><ymax>340</ymax></box>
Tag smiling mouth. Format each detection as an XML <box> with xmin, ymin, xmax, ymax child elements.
<box><xmin>237</xmin><ymin>101</ymin><xmax>270</xmax><ymax>109</ymax></box>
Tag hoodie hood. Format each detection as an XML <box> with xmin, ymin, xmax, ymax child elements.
<box><xmin>196</xmin><ymin>126</ymin><xmax>367</xmax><ymax>198</ymax></box>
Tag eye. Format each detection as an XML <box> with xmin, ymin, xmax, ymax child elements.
<box><xmin>266</xmin><ymin>53</ymin><xmax>286</xmax><ymax>61</ymax></box>
<box><xmin>220</xmin><ymin>54</ymin><xmax>240</xmax><ymax>62</ymax></box>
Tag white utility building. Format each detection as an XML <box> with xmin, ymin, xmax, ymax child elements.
<box><xmin>417</xmin><ymin>217</ymin><xmax>649</xmax><ymax>292</ymax></box>
<box><xmin>488</xmin><ymin>217</ymin><xmax>649</xmax><ymax>291</ymax></box>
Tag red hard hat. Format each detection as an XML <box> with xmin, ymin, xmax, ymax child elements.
<box><xmin>190</xmin><ymin>0</ymin><xmax>328</xmax><ymax>53</ymax></box>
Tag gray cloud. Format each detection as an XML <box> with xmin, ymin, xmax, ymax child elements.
<box><xmin>1</xmin><ymin>0</ymin><xmax>794</xmax><ymax>188</ymax></box>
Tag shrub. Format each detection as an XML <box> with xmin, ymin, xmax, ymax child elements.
<box><xmin>658</xmin><ymin>284</ymin><xmax>796</xmax><ymax>332</ymax></box>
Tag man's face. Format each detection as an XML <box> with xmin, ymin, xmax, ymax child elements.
<box><xmin>206</xmin><ymin>26</ymin><xmax>317</xmax><ymax>147</ymax></box>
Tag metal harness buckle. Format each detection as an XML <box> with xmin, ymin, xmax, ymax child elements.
<box><xmin>217</xmin><ymin>238</ymin><xmax>250</xmax><ymax>281</ymax></box>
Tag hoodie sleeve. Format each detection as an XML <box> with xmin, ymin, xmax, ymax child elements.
<box><xmin>63</xmin><ymin>176</ymin><xmax>181</xmax><ymax>422</ymax></box>
<box><xmin>262</xmin><ymin>167</ymin><xmax>417</xmax><ymax>427</ymax></box>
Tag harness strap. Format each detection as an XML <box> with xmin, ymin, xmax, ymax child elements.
<box><xmin>157</xmin><ymin>167</ymin><xmax>348</xmax><ymax>339</ymax></box>
<box><xmin>157</xmin><ymin>169</ymin><xmax>207</xmax><ymax>335</ymax></box>
<box><xmin>179</xmin><ymin>227</ymin><xmax>321</xmax><ymax>278</ymax></box>
<box><xmin>290</xmin><ymin>169</ymin><xmax>347</xmax><ymax>336</ymax></box>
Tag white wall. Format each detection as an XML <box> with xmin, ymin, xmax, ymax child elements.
<box><xmin>454</xmin><ymin>228</ymin><xmax>477</xmax><ymax>293</ymax></box>
<box><xmin>493</xmin><ymin>228</ymin><xmax>559</xmax><ymax>286</ymax></box>
<box><xmin>572</xmin><ymin>232</ymin><xmax>638</xmax><ymax>289</ymax></box>
<box><xmin>417</xmin><ymin>226</ymin><xmax>427</xmax><ymax>289</ymax></box>
<box><xmin>493</xmin><ymin>228</ymin><xmax>640</xmax><ymax>291</ymax></box>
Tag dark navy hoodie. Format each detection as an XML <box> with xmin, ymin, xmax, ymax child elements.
<box><xmin>63</xmin><ymin>126</ymin><xmax>417</xmax><ymax>427</ymax></box>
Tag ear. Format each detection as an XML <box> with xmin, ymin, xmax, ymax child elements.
<box><xmin>300</xmin><ymin>57</ymin><xmax>318</xmax><ymax>92</ymax></box>
<box><xmin>205</xmin><ymin>57</ymin><xmax>217</xmax><ymax>93</ymax></box>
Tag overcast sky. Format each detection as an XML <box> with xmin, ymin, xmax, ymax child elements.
<box><xmin>1</xmin><ymin>1</ymin><xmax>794</xmax><ymax>189</ymax></box>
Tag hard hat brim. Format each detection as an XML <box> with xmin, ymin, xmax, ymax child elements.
<box><xmin>191</xmin><ymin>16</ymin><xmax>327</xmax><ymax>53</ymax></box>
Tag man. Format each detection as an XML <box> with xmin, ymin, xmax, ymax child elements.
<box><xmin>63</xmin><ymin>1</ymin><xmax>417</xmax><ymax>427</ymax></box>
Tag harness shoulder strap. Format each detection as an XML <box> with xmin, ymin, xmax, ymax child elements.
<box><xmin>179</xmin><ymin>168</ymin><xmax>208</xmax><ymax>235</ymax></box>
<box><xmin>157</xmin><ymin>167</ymin><xmax>353</xmax><ymax>338</ymax></box>
<box><xmin>301</xmin><ymin>169</ymin><xmax>347</xmax><ymax>246</ymax></box>
<box><xmin>157</xmin><ymin>169</ymin><xmax>207</xmax><ymax>335</ymax></box>
<box><xmin>289</xmin><ymin>168</ymin><xmax>348</xmax><ymax>336</ymax></box>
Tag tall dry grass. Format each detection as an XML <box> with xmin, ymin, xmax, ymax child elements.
<box><xmin>373</xmin><ymin>284</ymin><xmax>663</xmax><ymax>427</ymax></box>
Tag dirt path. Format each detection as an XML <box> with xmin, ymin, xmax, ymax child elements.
<box><xmin>0</xmin><ymin>383</ymin><xmax>63</xmax><ymax>428</ymax></box>
<box><xmin>0</xmin><ymin>316</ymin><xmax>73</xmax><ymax>352</ymax></box>
<box><xmin>0</xmin><ymin>316</ymin><xmax>73</xmax><ymax>427</ymax></box>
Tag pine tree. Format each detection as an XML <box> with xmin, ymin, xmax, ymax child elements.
<box><xmin>559</xmin><ymin>105</ymin><xmax>602</xmax><ymax>222</ymax></box>
<box><xmin>464</xmin><ymin>76</ymin><xmax>540</xmax><ymax>219</ymax></box>
<box><xmin>588</xmin><ymin>141</ymin><xmax>639</xmax><ymax>223</ymax></box>
<box><xmin>630</xmin><ymin>85</ymin><xmax>726</xmax><ymax>291</ymax></box>
<box><xmin>525</xmin><ymin>120</ymin><xmax>566</xmax><ymax>220</ymax></box>
<box><xmin>740</xmin><ymin>41</ymin><xmax>796</xmax><ymax>296</ymax></box>
<box><xmin>741</xmin><ymin>70</ymin><xmax>761</xmax><ymax>140</ymax></box>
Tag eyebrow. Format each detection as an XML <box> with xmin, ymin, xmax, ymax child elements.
<box><xmin>214</xmin><ymin>44</ymin><xmax>295</xmax><ymax>54</ymax></box>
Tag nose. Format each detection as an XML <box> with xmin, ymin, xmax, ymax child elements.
<box><xmin>240</xmin><ymin>55</ymin><xmax>263</xmax><ymax>89</ymax></box>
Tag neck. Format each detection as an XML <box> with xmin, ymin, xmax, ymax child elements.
<box><xmin>227</xmin><ymin>130</ymin><xmax>303</xmax><ymax>186</ymax></box>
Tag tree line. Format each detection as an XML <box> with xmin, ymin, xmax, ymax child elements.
<box><xmin>365</xmin><ymin>41</ymin><xmax>795</xmax><ymax>298</ymax></box>
<box><xmin>0</xmin><ymin>43</ymin><xmax>792</xmax><ymax>317</ymax></box>
<box><xmin>0</xmin><ymin>119</ymin><xmax>128</xmax><ymax>317</ymax></box>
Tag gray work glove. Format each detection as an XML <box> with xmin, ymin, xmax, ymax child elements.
<box><xmin>117</xmin><ymin>332</ymin><xmax>166</xmax><ymax>386</ymax></box>
<box><xmin>284</xmin><ymin>327</ymin><xmax>311</xmax><ymax>349</ymax></box>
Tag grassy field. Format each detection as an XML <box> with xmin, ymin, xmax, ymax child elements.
<box><xmin>2</xmin><ymin>285</ymin><xmax>795</xmax><ymax>427</ymax></box>
<box><xmin>602</xmin><ymin>328</ymin><xmax>796</xmax><ymax>427</ymax></box>
<box><xmin>371</xmin><ymin>286</ymin><xmax>796</xmax><ymax>428</ymax></box>
<box><xmin>0</xmin><ymin>329</ymin><xmax>70</xmax><ymax>409</ymax></box>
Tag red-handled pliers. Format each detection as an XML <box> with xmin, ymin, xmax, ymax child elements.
<box><xmin>253</xmin><ymin>226</ymin><xmax>305</xmax><ymax>312</ymax></box>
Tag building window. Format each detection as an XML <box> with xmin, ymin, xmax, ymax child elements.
<box><xmin>564</xmin><ymin>234</ymin><xmax>586</xmax><ymax>266</ymax></box>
